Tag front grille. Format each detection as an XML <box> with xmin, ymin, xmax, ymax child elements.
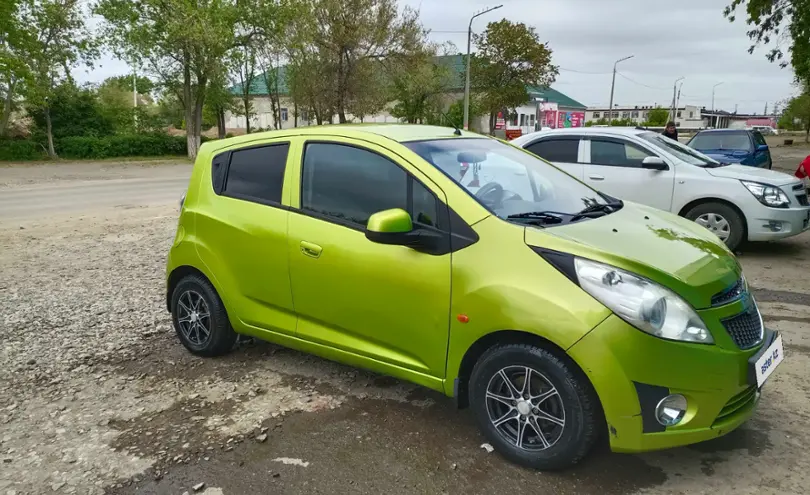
<box><xmin>714</xmin><ymin>387</ymin><xmax>757</xmax><ymax>425</ymax></box>
<box><xmin>721</xmin><ymin>305</ymin><xmax>764</xmax><ymax>349</ymax></box>
<box><xmin>711</xmin><ymin>278</ymin><xmax>744</xmax><ymax>306</ymax></box>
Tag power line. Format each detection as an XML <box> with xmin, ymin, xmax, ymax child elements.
<box><xmin>559</xmin><ymin>67</ymin><xmax>612</xmax><ymax>75</ymax></box>
<box><xmin>615</xmin><ymin>72</ymin><xmax>670</xmax><ymax>91</ymax></box>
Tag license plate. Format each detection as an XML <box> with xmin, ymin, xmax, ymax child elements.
<box><xmin>754</xmin><ymin>334</ymin><xmax>784</xmax><ymax>387</ymax></box>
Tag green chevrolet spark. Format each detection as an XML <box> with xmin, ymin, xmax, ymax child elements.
<box><xmin>166</xmin><ymin>124</ymin><xmax>784</xmax><ymax>470</ymax></box>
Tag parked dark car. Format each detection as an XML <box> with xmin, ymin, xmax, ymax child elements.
<box><xmin>686</xmin><ymin>129</ymin><xmax>772</xmax><ymax>169</ymax></box>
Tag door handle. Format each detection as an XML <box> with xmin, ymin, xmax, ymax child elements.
<box><xmin>300</xmin><ymin>241</ymin><xmax>322</xmax><ymax>259</ymax></box>
<box><xmin>588</xmin><ymin>175</ymin><xmax>605</xmax><ymax>181</ymax></box>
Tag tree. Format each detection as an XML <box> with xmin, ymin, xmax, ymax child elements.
<box><xmin>389</xmin><ymin>43</ymin><xmax>456</xmax><ymax>124</ymax></box>
<box><xmin>28</xmin><ymin>82</ymin><xmax>114</xmax><ymax>138</ymax></box>
<box><xmin>17</xmin><ymin>0</ymin><xmax>96</xmax><ymax>157</ymax></box>
<box><xmin>95</xmin><ymin>0</ymin><xmax>246</xmax><ymax>159</ymax></box>
<box><xmin>306</xmin><ymin>0</ymin><xmax>422</xmax><ymax>123</ymax></box>
<box><xmin>0</xmin><ymin>0</ymin><xmax>31</xmax><ymax>137</ymax></box>
<box><xmin>204</xmin><ymin>69</ymin><xmax>233</xmax><ymax>139</ymax></box>
<box><xmin>781</xmin><ymin>91</ymin><xmax>810</xmax><ymax>141</ymax></box>
<box><xmin>471</xmin><ymin>20</ymin><xmax>558</xmax><ymax>134</ymax></box>
<box><xmin>101</xmin><ymin>74</ymin><xmax>157</xmax><ymax>96</ymax></box>
<box><xmin>725</xmin><ymin>0</ymin><xmax>810</xmax><ymax>84</ymax></box>
<box><xmin>232</xmin><ymin>42</ymin><xmax>259</xmax><ymax>133</ymax></box>
<box><xmin>644</xmin><ymin>106</ymin><xmax>669</xmax><ymax>126</ymax></box>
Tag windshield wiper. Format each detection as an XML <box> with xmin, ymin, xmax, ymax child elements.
<box><xmin>574</xmin><ymin>200</ymin><xmax>623</xmax><ymax>219</ymax></box>
<box><xmin>507</xmin><ymin>211</ymin><xmax>565</xmax><ymax>225</ymax></box>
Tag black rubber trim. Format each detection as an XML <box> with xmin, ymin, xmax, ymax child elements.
<box><xmin>531</xmin><ymin>247</ymin><xmax>578</xmax><ymax>284</ymax></box>
<box><xmin>211</xmin><ymin>151</ymin><xmax>230</xmax><ymax>194</ymax></box>
<box><xmin>633</xmin><ymin>381</ymin><xmax>670</xmax><ymax>433</ymax></box>
<box><xmin>747</xmin><ymin>328</ymin><xmax>777</xmax><ymax>386</ymax></box>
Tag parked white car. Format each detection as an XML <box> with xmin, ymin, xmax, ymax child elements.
<box><xmin>512</xmin><ymin>127</ymin><xmax>810</xmax><ymax>250</ymax></box>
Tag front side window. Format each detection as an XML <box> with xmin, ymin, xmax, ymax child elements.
<box><xmin>405</xmin><ymin>138</ymin><xmax>610</xmax><ymax>225</ymax></box>
<box><xmin>689</xmin><ymin>131</ymin><xmax>752</xmax><ymax>151</ymax></box>
<box><xmin>639</xmin><ymin>132</ymin><xmax>719</xmax><ymax>167</ymax></box>
<box><xmin>525</xmin><ymin>138</ymin><xmax>579</xmax><ymax>163</ymax></box>
<box><xmin>752</xmin><ymin>131</ymin><xmax>767</xmax><ymax>146</ymax></box>
<box><xmin>223</xmin><ymin>144</ymin><xmax>289</xmax><ymax>204</ymax></box>
<box><xmin>590</xmin><ymin>139</ymin><xmax>652</xmax><ymax>168</ymax></box>
<box><xmin>301</xmin><ymin>143</ymin><xmax>443</xmax><ymax>229</ymax></box>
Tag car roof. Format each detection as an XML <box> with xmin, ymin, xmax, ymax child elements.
<box><xmin>206</xmin><ymin>124</ymin><xmax>483</xmax><ymax>149</ymax></box>
<box><xmin>695</xmin><ymin>129</ymin><xmax>750</xmax><ymax>134</ymax></box>
<box><xmin>511</xmin><ymin>126</ymin><xmax>647</xmax><ymax>144</ymax></box>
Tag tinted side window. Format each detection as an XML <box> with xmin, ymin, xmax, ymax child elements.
<box><xmin>526</xmin><ymin>139</ymin><xmax>579</xmax><ymax>162</ymax></box>
<box><xmin>223</xmin><ymin>144</ymin><xmax>289</xmax><ymax>204</ymax></box>
<box><xmin>752</xmin><ymin>131</ymin><xmax>767</xmax><ymax>146</ymax></box>
<box><xmin>590</xmin><ymin>139</ymin><xmax>652</xmax><ymax>168</ymax></box>
<box><xmin>302</xmin><ymin>143</ymin><xmax>408</xmax><ymax>226</ymax></box>
<box><xmin>412</xmin><ymin>180</ymin><xmax>439</xmax><ymax>227</ymax></box>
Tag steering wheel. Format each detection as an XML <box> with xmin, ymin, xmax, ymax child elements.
<box><xmin>475</xmin><ymin>181</ymin><xmax>505</xmax><ymax>208</ymax></box>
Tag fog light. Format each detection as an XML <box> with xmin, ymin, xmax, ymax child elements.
<box><xmin>763</xmin><ymin>220</ymin><xmax>783</xmax><ymax>232</ymax></box>
<box><xmin>655</xmin><ymin>394</ymin><xmax>687</xmax><ymax>426</ymax></box>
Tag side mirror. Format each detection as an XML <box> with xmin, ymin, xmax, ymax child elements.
<box><xmin>756</xmin><ymin>144</ymin><xmax>769</xmax><ymax>152</ymax></box>
<box><xmin>365</xmin><ymin>208</ymin><xmax>447</xmax><ymax>254</ymax></box>
<box><xmin>642</xmin><ymin>156</ymin><xmax>669</xmax><ymax>171</ymax></box>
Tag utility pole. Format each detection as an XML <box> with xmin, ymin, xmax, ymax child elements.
<box><xmin>463</xmin><ymin>4</ymin><xmax>503</xmax><ymax>131</ymax></box>
<box><xmin>764</xmin><ymin>102</ymin><xmax>768</xmax><ymax>115</ymax></box>
<box><xmin>671</xmin><ymin>77</ymin><xmax>684</xmax><ymax>123</ymax></box>
<box><xmin>711</xmin><ymin>82</ymin><xmax>723</xmax><ymax>128</ymax></box>
<box><xmin>607</xmin><ymin>55</ymin><xmax>634</xmax><ymax>126</ymax></box>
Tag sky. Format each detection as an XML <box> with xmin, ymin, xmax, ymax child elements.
<box><xmin>77</xmin><ymin>0</ymin><xmax>798</xmax><ymax>114</ymax></box>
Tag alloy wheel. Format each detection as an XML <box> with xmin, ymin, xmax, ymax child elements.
<box><xmin>695</xmin><ymin>213</ymin><xmax>731</xmax><ymax>241</ymax></box>
<box><xmin>176</xmin><ymin>290</ymin><xmax>212</xmax><ymax>346</ymax></box>
<box><xmin>485</xmin><ymin>365</ymin><xmax>566</xmax><ymax>451</ymax></box>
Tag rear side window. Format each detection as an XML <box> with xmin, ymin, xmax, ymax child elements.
<box><xmin>689</xmin><ymin>132</ymin><xmax>752</xmax><ymax>151</ymax></box>
<box><xmin>222</xmin><ymin>144</ymin><xmax>289</xmax><ymax>204</ymax></box>
<box><xmin>525</xmin><ymin>138</ymin><xmax>579</xmax><ymax>162</ymax></box>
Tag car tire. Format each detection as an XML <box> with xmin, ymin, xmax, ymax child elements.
<box><xmin>684</xmin><ymin>202</ymin><xmax>745</xmax><ymax>252</ymax></box>
<box><xmin>468</xmin><ymin>343</ymin><xmax>600</xmax><ymax>471</ymax></box>
<box><xmin>170</xmin><ymin>274</ymin><xmax>237</xmax><ymax>357</ymax></box>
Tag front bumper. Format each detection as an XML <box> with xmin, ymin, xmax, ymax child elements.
<box><xmin>568</xmin><ymin>315</ymin><xmax>776</xmax><ymax>453</ymax></box>
<box><xmin>746</xmin><ymin>203</ymin><xmax>810</xmax><ymax>242</ymax></box>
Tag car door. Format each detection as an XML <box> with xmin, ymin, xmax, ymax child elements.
<box><xmin>197</xmin><ymin>140</ymin><xmax>297</xmax><ymax>336</ymax></box>
<box><xmin>751</xmin><ymin>130</ymin><xmax>772</xmax><ymax>168</ymax></box>
<box><xmin>583</xmin><ymin>136</ymin><xmax>675</xmax><ymax>211</ymax></box>
<box><xmin>286</xmin><ymin>139</ymin><xmax>452</xmax><ymax>379</ymax></box>
<box><xmin>523</xmin><ymin>136</ymin><xmax>584</xmax><ymax>180</ymax></box>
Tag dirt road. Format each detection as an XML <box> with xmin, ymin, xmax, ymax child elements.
<box><xmin>1</xmin><ymin>158</ymin><xmax>809</xmax><ymax>495</ymax></box>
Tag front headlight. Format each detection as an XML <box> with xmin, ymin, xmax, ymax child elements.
<box><xmin>741</xmin><ymin>180</ymin><xmax>790</xmax><ymax>208</ymax></box>
<box><xmin>574</xmin><ymin>258</ymin><xmax>713</xmax><ymax>344</ymax></box>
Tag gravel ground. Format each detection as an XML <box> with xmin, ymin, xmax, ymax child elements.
<box><xmin>1</xmin><ymin>156</ymin><xmax>809</xmax><ymax>495</ymax></box>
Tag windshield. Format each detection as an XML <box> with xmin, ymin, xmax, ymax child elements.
<box><xmin>689</xmin><ymin>131</ymin><xmax>752</xmax><ymax>151</ymax></box>
<box><xmin>405</xmin><ymin>138</ymin><xmax>614</xmax><ymax>226</ymax></box>
<box><xmin>638</xmin><ymin>132</ymin><xmax>720</xmax><ymax>167</ymax></box>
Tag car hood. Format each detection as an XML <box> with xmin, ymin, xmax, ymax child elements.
<box><xmin>524</xmin><ymin>202</ymin><xmax>740</xmax><ymax>309</ymax></box>
<box><xmin>705</xmin><ymin>164</ymin><xmax>796</xmax><ymax>186</ymax></box>
<box><xmin>702</xmin><ymin>151</ymin><xmax>748</xmax><ymax>163</ymax></box>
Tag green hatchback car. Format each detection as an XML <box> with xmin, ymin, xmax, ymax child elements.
<box><xmin>166</xmin><ymin>124</ymin><xmax>784</xmax><ymax>470</ymax></box>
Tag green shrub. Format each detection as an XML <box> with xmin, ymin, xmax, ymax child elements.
<box><xmin>56</xmin><ymin>134</ymin><xmax>188</xmax><ymax>159</ymax></box>
<box><xmin>0</xmin><ymin>140</ymin><xmax>45</xmax><ymax>161</ymax></box>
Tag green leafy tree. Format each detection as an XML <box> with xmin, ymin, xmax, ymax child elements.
<box><xmin>389</xmin><ymin>43</ymin><xmax>456</xmax><ymax>124</ymax></box>
<box><xmin>100</xmin><ymin>74</ymin><xmax>157</xmax><ymax>96</ymax></box>
<box><xmin>205</xmin><ymin>68</ymin><xmax>234</xmax><ymax>138</ymax></box>
<box><xmin>644</xmin><ymin>106</ymin><xmax>670</xmax><ymax>126</ymax></box>
<box><xmin>94</xmin><ymin>0</ymin><xmax>247</xmax><ymax>159</ymax></box>
<box><xmin>28</xmin><ymin>82</ymin><xmax>114</xmax><ymax>138</ymax></box>
<box><xmin>232</xmin><ymin>42</ymin><xmax>259</xmax><ymax>133</ymax></box>
<box><xmin>1</xmin><ymin>0</ymin><xmax>31</xmax><ymax>137</ymax></box>
<box><xmin>306</xmin><ymin>0</ymin><xmax>422</xmax><ymax>123</ymax></box>
<box><xmin>781</xmin><ymin>91</ymin><xmax>810</xmax><ymax>141</ymax></box>
<box><xmin>18</xmin><ymin>0</ymin><xmax>97</xmax><ymax>157</ymax></box>
<box><xmin>471</xmin><ymin>20</ymin><xmax>559</xmax><ymax>134</ymax></box>
<box><xmin>725</xmin><ymin>0</ymin><xmax>810</xmax><ymax>84</ymax></box>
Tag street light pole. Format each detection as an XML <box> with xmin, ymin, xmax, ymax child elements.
<box><xmin>463</xmin><ymin>4</ymin><xmax>503</xmax><ymax>131</ymax></box>
<box><xmin>711</xmin><ymin>82</ymin><xmax>723</xmax><ymax>128</ymax></box>
<box><xmin>607</xmin><ymin>55</ymin><xmax>633</xmax><ymax>125</ymax></box>
<box><xmin>671</xmin><ymin>76</ymin><xmax>685</xmax><ymax>123</ymax></box>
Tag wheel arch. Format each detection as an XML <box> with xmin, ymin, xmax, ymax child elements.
<box><xmin>677</xmin><ymin>197</ymin><xmax>749</xmax><ymax>240</ymax></box>
<box><xmin>455</xmin><ymin>330</ymin><xmax>603</xmax><ymax>420</ymax></box>
<box><xmin>166</xmin><ymin>265</ymin><xmax>213</xmax><ymax>312</ymax></box>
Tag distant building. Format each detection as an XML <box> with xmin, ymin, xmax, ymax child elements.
<box><xmin>224</xmin><ymin>55</ymin><xmax>587</xmax><ymax>134</ymax></box>
<box><xmin>585</xmin><ymin>105</ymin><xmax>704</xmax><ymax>128</ymax></box>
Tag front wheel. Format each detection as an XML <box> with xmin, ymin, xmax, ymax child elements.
<box><xmin>684</xmin><ymin>202</ymin><xmax>745</xmax><ymax>251</ymax></box>
<box><xmin>468</xmin><ymin>344</ymin><xmax>600</xmax><ymax>470</ymax></box>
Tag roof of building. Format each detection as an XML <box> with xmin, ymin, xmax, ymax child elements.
<box><xmin>205</xmin><ymin>124</ymin><xmax>483</xmax><ymax>148</ymax></box>
<box><xmin>230</xmin><ymin>54</ymin><xmax>586</xmax><ymax>110</ymax></box>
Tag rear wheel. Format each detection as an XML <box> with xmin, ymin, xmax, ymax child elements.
<box><xmin>468</xmin><ymin>344</ymin><xmax>599</xmax><ymax>470</ymax></box>
<box><xmin>684</xmin><ymin>202</ymin><xmax>745</xmax><ymax>251</ymax></box>
<box><xmin>171</xmin><ymin>274</ymin><xmax>237</xmax><ymax>357</ymax></box>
